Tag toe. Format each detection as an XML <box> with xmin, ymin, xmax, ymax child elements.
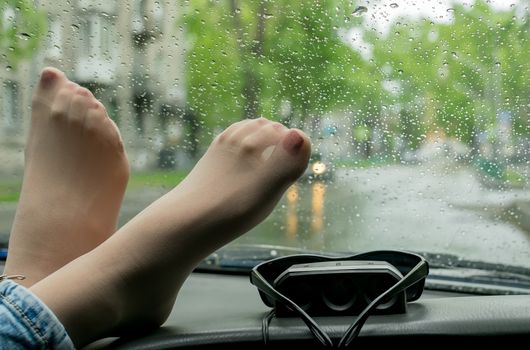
<box><xmin>216</xmin><ymin>119</ymin><xmax>253</xmax><ymax>143</ymax></box>
<box><xmin>68</xmin><ymin>87</ymin><xmax>93</xmax><ymax>124</ymax></box>
<box><xmin>224</xmin><ymin>118</ymin><xmax>271</xmax><ymax>144</ymax></box>
<box><xmin>240</xmin><ymin>122</ymin><xmax>286</xmax><ymax>159</ymax></box>
<box><xmin>270</xmin><ymin>129</ymin><xmax>311</xmax><ymax>181</ymax></box>
<box><xmin>84</xmin><ymin>103</ymin><xmax>108</xmax><ymax>133</ymax></box>
<box><xmin>49</xmin><ymin>86</ymin><xmax>76</xmax><ymax>121</ymax></box>
<box><xmin>282</xmin><ymin>129</ymin><xmax>306</xmax><ymax>155</ymax></box>
<box><xmin>32</xmin><ymin>68</ymin><xmax>67</xmax><ymax>111</ymax></box>
<box><xmin>39</xmin><ymin>67</ymin><xmax>64</xmax><ymax>88</ymax></box>
<box><xmin>84</xmin><ymin>104</ymin><xmax>124</xmax><ymax>153</ymax></box>
<box><xmin>35</xmin><ymin>67</ymin><xmax>66</xmax><ymax>100</ymax></box>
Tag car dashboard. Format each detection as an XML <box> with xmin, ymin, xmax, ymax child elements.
<box><xmin>86</xmin><ymin>271</ymin><xmax>530</xmax><ymax>349</ymax></box>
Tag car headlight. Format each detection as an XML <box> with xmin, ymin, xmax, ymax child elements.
<box><xmin>312</xmin><ymin>161</ymin><xmax>326</xmax><ymax>175</ymax></box>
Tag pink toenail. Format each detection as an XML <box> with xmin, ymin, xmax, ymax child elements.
<box><xmin>283</xmin><ymin>130</ymin><xmax>304</xmax><ymax>155</ymax></box>
<box><xmin>40</xmin><ymin>69</ymin><xmax>57</xmax><ymax>86</ymax></box>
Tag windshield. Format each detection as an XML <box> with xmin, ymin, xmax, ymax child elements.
<box><xmin>1</xmin><ymin>0</ymin><xmax>529</xmax><ymax>289</ymax></box>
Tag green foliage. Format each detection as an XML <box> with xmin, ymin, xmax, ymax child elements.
<box><xmin>128</xmin><ymin>170</ymin><xmax>189</xmax><ymax>189</ymax></box>
<box><xmin>0</xmin><ymin>0</ymin><xmax>47</xmax><ymax>70</ymax></box>
<box><xmin>0</xmin><ymin>180</ymin><xmax>20</xmax><ymax>203</ymax></box>
<box><xmin>180</xmin><ymin>0</ymin><xmax>528</xmax><ymax>150</ymax></box>
<box><xmin>370</xmin><ymin>0</ymin><xmax>529</xmax><ymax>146</ymax></box>
<box><xmin>181</xmin><ymin>0</ymin><xmax>373</xmax><ymax>130</ymax></box>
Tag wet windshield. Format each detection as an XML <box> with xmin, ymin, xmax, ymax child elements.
<box><xmin>1</xmin><ymin>0</ymin><xmax>529</xmax><ymax>284</ymax></box>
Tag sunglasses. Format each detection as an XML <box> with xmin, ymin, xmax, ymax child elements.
<box><xmin>250</xmin><ymin>250</ymin><xmax>429</xmax><ymax>348</ymax></box>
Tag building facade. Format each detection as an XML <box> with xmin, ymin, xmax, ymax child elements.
<box><xmin>0</xmin><ymin>0</ymin><xmax>186</xmax><ymax>173</ymax></box>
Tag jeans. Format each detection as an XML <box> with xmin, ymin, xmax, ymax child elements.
<box><xmin>0</xmin><ymin>279</ymin><xmax>74</xmax><ymax>349</ymax></box>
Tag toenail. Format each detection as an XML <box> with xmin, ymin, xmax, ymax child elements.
<box><xmin>40</xmin><ymin>69</ymin><xmax>58</xmax><ymax>86</ymax></box>
<box><xmin>283</xmin><ymin>130</ymin><xmax>304</xmax><ymax>155</ymax></box>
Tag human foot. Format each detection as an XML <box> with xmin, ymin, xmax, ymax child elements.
<box><xmin>4</xmin><ymin>67</ymin><xmax>129</xmax><ymax>287</ymax></box>
<box><xmin>31</xmin><ymin>118</ymin><xmax>310</xmax><ymax>346</ymax></box>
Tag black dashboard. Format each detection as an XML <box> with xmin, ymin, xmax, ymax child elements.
<box><xmin>86</xmin><ymin>271</ymin><xmax>530</xmax><ymax>349</ymax></box>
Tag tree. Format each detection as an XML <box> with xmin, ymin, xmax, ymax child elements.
<box><xmin>0</xmin><ymin>0</ymin><xmax>47</xmax><ymax>70</ymax></box>
<box><xmin>367</xmin><ymin>0</ymin><xmax>529</xmax><ymax>150</ymax></box>
<box><xmin>180</xmin><ymin>0</ymin><xmax>374</xmax><ymax>133</ymax></box>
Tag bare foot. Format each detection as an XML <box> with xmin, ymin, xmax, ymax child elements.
<box><xmin>31</xmin><ymin>118</ymin><xmax>310</xmax><ymax>346</ymax></box>
<box><xmin>4</xmin><ymin>67</ymin><xmax>129</xmax><ymax>287</ymax></box>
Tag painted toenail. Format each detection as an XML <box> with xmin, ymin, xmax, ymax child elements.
<box><xmin>40</xmin><ymin>69</ymin><xmax>57</xmax><ymax>86</ymax></box>
<box><xmin>283</xmin><ymin>130</ymin><xmax>304</xmax><ymax>155</ymax></box>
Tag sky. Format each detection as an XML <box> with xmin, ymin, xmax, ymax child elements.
<box><xmin>343</xmin><ymin>0</ymin><xmax>523</xmax><ymax>59</ymax></box>
<box><xmin>361</xmin><ymin>0</ymin><xmax>520</xmax><ymax>34</ymax></box>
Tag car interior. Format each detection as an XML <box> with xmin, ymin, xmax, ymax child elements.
<box><xmin>1</xmin><ymin>0</ymin><xmax>529</xmax><ymax>348</ymax></box>
<box><xmin>83</xmin><ymin>261</ymin><xmax>530</xmax><ymax>349</ymax></box>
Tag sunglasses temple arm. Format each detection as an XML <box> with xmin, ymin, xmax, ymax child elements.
<box><xmin>252</xmin><ymin>272</ymin><xmax>334</xmax><ymax>348</ymax></box>
<box><xmin>338</xmin><ymin>261</ymin><xmax>429</xmax><ymax>348</ymax></box>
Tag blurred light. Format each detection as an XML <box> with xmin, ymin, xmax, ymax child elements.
<box><xmin>286</xmin><ymin>184</ymin><xmax>298</xmax><ymax>239</ymax></box>
<box><xmin>311</xmin><ymin>182</ymin><xmax>326</xmax><ymax>233</ymax></box>
<box><xmin>287</xmin><ymin>184</ymin><xmax>299</xmax><ymax>203</ymax></box>
<box><xmin>312</xmin><ymin>161</ymin><xmax>327</xmax><ymax>175</ymax></box>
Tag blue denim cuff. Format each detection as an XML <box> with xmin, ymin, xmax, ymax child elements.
<box><xmin>0</xmin><ymin>279</ymin><xmax>75</xmax><ymax>349</ymax></box>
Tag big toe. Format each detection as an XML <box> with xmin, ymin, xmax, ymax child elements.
<box><xmin>38</xmin><ymin>67</ymin><xmax>65</xmax><ymax>88</ymax></box>
<box><xmin>272</xmin><ymin>129</ymin><xmax>311</xmax><ymax>182</ymax></box>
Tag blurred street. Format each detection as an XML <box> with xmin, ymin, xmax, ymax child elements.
<box><xmin>238</xmin><ymin>163</ymin><xmax>530</xmax><ymax>268</ymax></box>
<box><xmin>1</xmin><ymin>163</ymin><xmax>530</xmax><ymax>268</ymax></box>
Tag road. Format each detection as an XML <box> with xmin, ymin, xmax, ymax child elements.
<box><xmin>1</xmin><ymin>162</ymin><xmax>530</xmax><ymax>269</ymax></box>
<box><xmin>237</xmin><ymin>162</ymin><xmax>530</xmax><ymax>269</ymax></box>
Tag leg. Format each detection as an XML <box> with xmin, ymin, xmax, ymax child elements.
<box><xmin>4</xmin><ymin>67</ymin><xmax>129</xmax><ymax>287</ymax></box>
<box><xmin>30</xmin><ymin>118</ymin><xmax>311</xmax><ymax>347</ymax></box>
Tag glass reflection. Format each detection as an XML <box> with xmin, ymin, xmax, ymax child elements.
<box><xmin>286</xmin><ymin>184</ymin><xmax>298</xmax><ymax>239</ymax></box>
<box><xmin>311</xmin><ymin>182</ymin><xmax>326</xmax><ymax>234</ymax></box>
<box><xmin>284</xmin><ymin>181</ymin><xmax>327</xmax><ymax>242</ymax></box>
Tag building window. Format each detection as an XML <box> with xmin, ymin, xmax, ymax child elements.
<box><xmin>2</xmin><ymin>81</ymin><xmax>19</xmax><ymax>130</ymax></box>
<box><xmin>46</xmin><ymin>18</ymin><xmax>63</xmax><ymax>59</ymax></box>
<box><xmin>81</xmin><ymin>13</ymin><xmax>114</xmax><ymax>59</ymax></box>
<box><xmin>2</xmin><ymin>6</ymin><xmax>15</xmax><ymax>31</ymax></box>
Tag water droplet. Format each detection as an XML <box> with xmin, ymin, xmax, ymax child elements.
<box><xmin>71</xmin><ymin>24</ymin><xmax>80</xmax><ymax>30</ymax></box>
<box><xmin>446</xmin><ymin>8</ymin><xmax>455</xmax><ymax>13</ymax></box>
<box><xmin>495</xmin><ymin>61</ymin><xmax>501</xmax><ymax>67</ymax></box>
<box><xmin>352</xmin><ymin>6</ymin><xmax>368</xmax><ymax>17</ymax></box>
<box><xmin>18</xmin><ymin>32</ymin><xmax>31</xmax><ymax>40</ymax></box>
<box><xmin>6</xmin><ymin>65</ymin><xmax>12</xmax><ymax>71</ymax></box>
<box><xmin>390</xmin><ymin>3</ymin><xmax>399</xmax><ymax>8</ymax></box>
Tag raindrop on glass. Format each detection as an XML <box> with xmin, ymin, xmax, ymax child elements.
<box><xmin>18</xmin><ymin>32</ymin><xmax>31</xmax><ymax>40</ymax></box>
<box><xmin>352</xmin><ymin>6</ymin><xmax>368</xmax><ymax>17</ymax></box>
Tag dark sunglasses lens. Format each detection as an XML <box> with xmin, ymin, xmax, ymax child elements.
<box><xmin>255</xmin><ymin>251</ymin><xmax>426</xmax><ymax>305</ymax></box>
<box><xmin>351</xmin><ymin>251</ymin><xmax>425</xmax><ymax>301</ymax></box>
